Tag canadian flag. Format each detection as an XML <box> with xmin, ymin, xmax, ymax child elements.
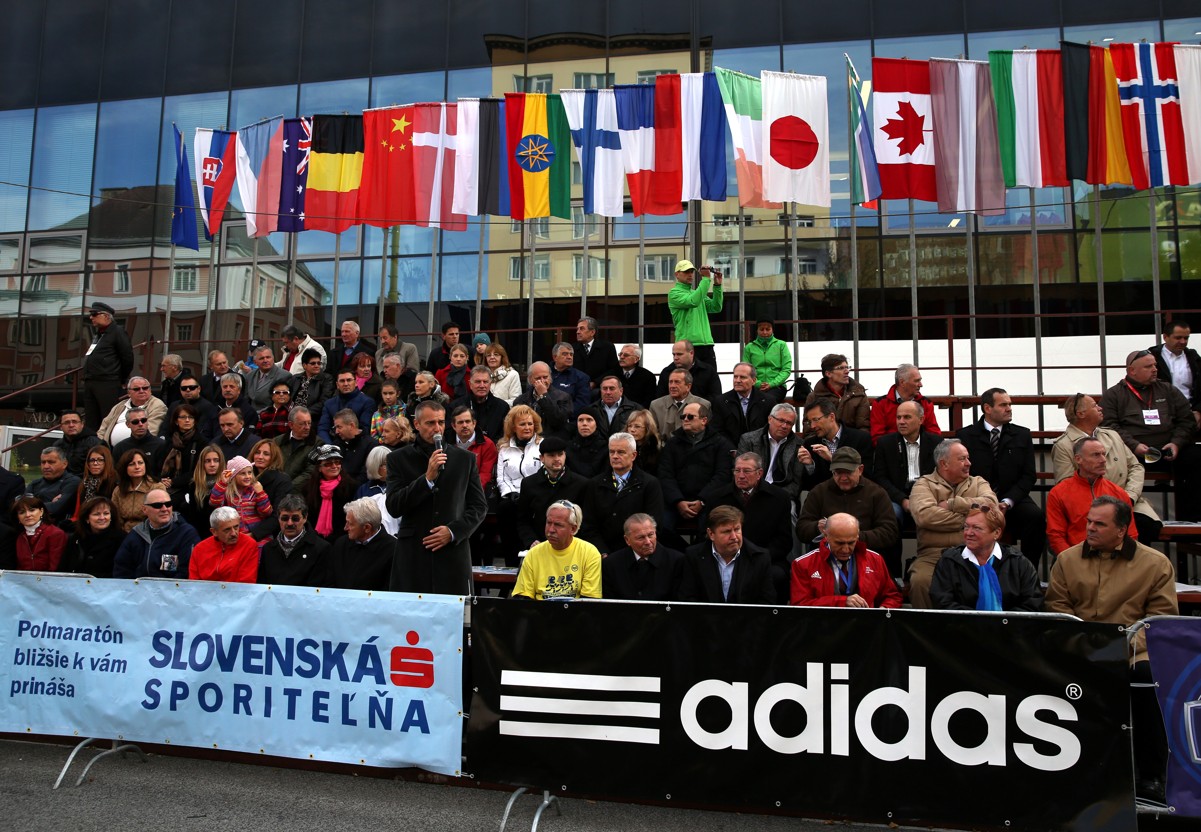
<box><xmin>872</xmin><ymin>58</ymin><xmax>937</xmax><ymax>202</ymax></box>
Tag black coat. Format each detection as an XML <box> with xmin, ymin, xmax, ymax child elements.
<box><xmin>160</xmin><ymin>398</ymin><xmax>217</xmax><ymax>440</ymax></box>
<box><xmin>64</xmin><ymin>526</ymin><xmax>126</xmax><ymax>578</ymax></box>
<box><xmin>111</xmin><ymin>433</ymin><xmax>167</xmax><ymax>480</ymax></box>
<box><xmin>53</xmin><ymin>429</ymin><xmax>103</xmax><ymax>477</ymax></box>
<box><xmin>566</xmin><ymin>431</ymin><xmax>609</xmax><ymax>479</ymax></box>
<box><xmin>328</xmin><ymin>529</ymin><xmax>395</xmax><ymax>591</ymax></box>
<box><xmin>303</xmin><ymin>474</ymin><xmax>360</xmax><ymax>542</ymax></box>
<box><xmin>587</xmin><ymin>400</ymin><xmax>638</xmax><ymax>438</ymax></box>
<box><xmin>737</xmin><ymin>426</ymin><xmax>802</xmax><ymax>500</ymax></box>
<box><xmin>450</xmin><ymin>392</ymin><xmax>510</xmax><ymax>443</ymax></box>
<box><xmin>1151</xmin><ymin>343</ymin><xmax>1201</xmax><ymax>412</ymax></box>
<box><xmin>619</xmin><ymin>366</ymin><xmax>659</xmax><ymax>409</ymax></box>
<box><xmin>515</xmin><ymin>469</ymin><xmax>590</xmax><ymax>548</ymax></box>
<box><xmin>82</xmin><ymin>322</ymin><xmax>132</xmax><ymax>382</ymax></box>
<box><xmin>872</xmin><ymin>429</ymin><xmax>942</xmax><ymax>504</ymax></box>
<box><xmin>710</xmin><ymin>388</ymin><xmax>772</xmax><ymax>446</ymax></box>
<box><xmin>513</xmin><ymin>387</ymin><xmax>574</xmax><ymax>441</ymax></box>
<box><xmin>704</xmin><ymin>481</ymin><xmax>795</xmax><ymax>567</ymax></box>
<box><xmin>658</xmin><ymin>428</ymin><xmax>735</xmax><ymax>507</ymax></box>
<box><xmin>248</xmin><ymin>469</ymin><xmax>295</xmax><ymax>543</ymax></box>
<box><xmin>205</xmin><ymin>394</ymin><xmax>259</xmax><ymax>438</ymax></box>
<box><xmin>929</xmin><ymin>544</ymin><xmax>1044</xmax><ymax>611</ymax></box>
<box><xmin>577</xmin><ymin>337</ymin><xmax>621</xmax><ymax>385</ymax></box>
<box><xmin>602</xmin><ymin>543</ymin><xmax>686</xmax><ymax>601</ymax></box>
<box><xmin>581</xmin><ymin>467</ymin><xmax>665</xmax><ymax>554</ymax></box>
<box><xmin>0</xmin><ymin>466</ymin><xmax>25</xmax><ymax>513</ymax></box>
<box><xmin>800</xmin><ymin>425</ymin><xmax>874</xmax><ymax>490</ymax></box>
<box><xmin>656</xmin><ymin>359</ymin><xmax>723</xmax><ymax>404</ymax></box>
<box><xmin>679</xmin><ymin>539</ymin><xmax>776</xmax><ymax>604</ymax></box>
<box><xmin>258</xmin><ymin>528</ymin><xmax>331</xmax><ymax>587</ymax></box>
<box><xmin>385</xmin><ymin>439</ymin><xmax>487</xmax><ymax>595</ymax></box>
<box><xmin>289</xmin><ymin>372</ymin><xmax>336</xmax><ymax>419</ymax></box>
<box><xmin>955</xmin><ymin>420</ymin><xmax>1037</xmax><ymax>505</ymax></box>
<box><xmin>213</xmin><ymin>429</ymin><xmax>261</xmax><ymax>462</ymax></box>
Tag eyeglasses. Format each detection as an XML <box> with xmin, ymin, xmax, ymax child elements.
<box><xmin>279</xmin><ymin>513</ymin><xmax>304</xmax><ymax>522</ymax></box>
<box><xmin>769</xmin><ymin>415</ymin><xmax>796</xmax><ymax>427</ymax></box>
<box><xmin>831</xmin><ymin>365</ymin><xmax>850</xmax><ymax>372</ymax></box>
<box><xmin>145</xmin><ymin>501</ymin><xmax>173</xmax><ymax>509</ymax></box>
<box><xmin>320</xmin><ymin>460</ymin><xmax>342</xmax><ymax>466</ymax></box>
<box><xmin>180</xmin><ymin>384</ymin><xmax>200</xmax><ymax>391</ymax></box>
<box><xmin>128</xmin><ymin>418</ymin><xmax>148</xmax><ymax>425</ymax></box>
<box><xmin>129</xmin><ymin>386</ymin><xmax>151</xmax><ymax>392</ymax></box>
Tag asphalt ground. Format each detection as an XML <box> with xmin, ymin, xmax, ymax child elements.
<box><xmin>1</xmin><ymin>737</ymin><xmax>1193</xmax><ymax>832</ymax></box>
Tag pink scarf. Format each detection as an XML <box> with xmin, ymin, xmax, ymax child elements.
<box><xmin>316</xmin><ymin>476</ymin><xmax>340</xmax><ymax>536</ymax></box>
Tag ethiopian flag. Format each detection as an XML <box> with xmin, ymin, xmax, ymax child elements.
<box><xmin>306</xmin><ymin>115</ymin><xmax>364</xmax><ymax>233</ymax></box>
<box><xmin>503</xmin><ymin>93</ymin><xmax>572</xmax><ymax>221</ymax></box>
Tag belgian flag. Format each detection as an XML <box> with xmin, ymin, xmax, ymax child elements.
<box><xmin>306</xmin><ymin>115</ymin><xmax>364</xmax><ymax>233</ymax></box>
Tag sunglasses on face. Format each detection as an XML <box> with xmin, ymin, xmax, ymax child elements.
<box><xmin>279</xmin><ymin>514</ymin><xmax>304</xmax><ymax>522</ymax></box>
<box><xmin>180</xmin><ymin>385</ymin><xmax>199</xmax><ymax>391</ymax></box>
<box><xmin>128</xmin><ymin>418</ymin><xmax>148</xmax><ymax>425</ymax></box>
<box><xmin>145</xmin><ymin>501</ymin><xmax>173</xmax><ymax>509</ymax></box>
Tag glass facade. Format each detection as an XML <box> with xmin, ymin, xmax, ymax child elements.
<box><xmin>0</xmin><ymin>0</ymin><xmax>1198</xmax><ymax>408</ymax></box>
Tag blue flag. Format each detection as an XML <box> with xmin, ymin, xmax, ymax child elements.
<box><xmin>171</xmin><ymin>125</ymin><xmax>199</xmax><ymax>250</ymax></box>
<box><xmin>278</xmin><ymin>117</ymin><xmax>311</xmax><ymax>233</ymax></box>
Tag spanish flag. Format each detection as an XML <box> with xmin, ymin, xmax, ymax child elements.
<box><xmin>306</xmin><ymin>115</ymin><xmax>364</xmax><ymax>233</ymax></box>
<box><xmin>1061</xmin><ymin>42</ymin><xmax>1132</xmax><ymax>186</ymax></box>
<box><xmin>504</xmin><ymin>93</ymin><xmax>572</xmax><ymax>221</ymax></box>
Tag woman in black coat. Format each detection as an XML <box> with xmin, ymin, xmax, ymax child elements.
<box><xmin>64</xmin><ymin>497</ymin><xmax>125</xmax><ymax>578</ymax></box>
<box><xmin>248</xmin><ymin>438</ymin><xmax>297</xmax><ymax>543</ymax></box>
<box><xmin>566</xmin><ymin>409</ymin><xmax>609</xmax><ymax>479</ymax></box>
<box><xmin>303</xmin><ymin>445</ymin><xmax>360</xmax><ymax>542</ymax></box>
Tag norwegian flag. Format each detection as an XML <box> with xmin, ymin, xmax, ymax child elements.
<box><xmin>278</xmin><ymin>117</ymin><xmax>311</xmax><ymax>233</ymax></box>
<box><xmin>1110</xmin><ymin>42</ymin><xmax>1189</xmax><ymax>190</ymax></box>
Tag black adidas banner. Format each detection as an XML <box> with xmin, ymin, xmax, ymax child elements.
<box><xmin>467</xmin><ymin>598</ymin><xmax>1135</xmax><ymax>831</ymax></box>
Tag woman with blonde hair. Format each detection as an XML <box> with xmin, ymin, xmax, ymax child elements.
<box><xmin>405</xmin><ymin>371</ymin><xmax>448</xmax><ymax>417</ymax></box>
<box><xmin>625</xmin><ymin>408</ymin><xmax>662</xmax><ymax>475</ymax></box>
<box><xmin>377</xmin><ymin>415</ymin><xmax>414</xmax><ymax>449</ymax></box>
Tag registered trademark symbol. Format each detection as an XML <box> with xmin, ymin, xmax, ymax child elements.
<box><xmin>1065</xmin><ymin>683</ymin><xmax>1082</xmax><ymax>700</ymax></box>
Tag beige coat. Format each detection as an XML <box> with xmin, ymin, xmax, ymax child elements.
<box><xmin>111</xmin><ymin>479</ymin><xmax>164</xmax><ymax>532</ymax></box>
<box><xmin>649</xmin><ymin>393</ymin><xmax>710</xmax><ymax>438</ymax></box>
<box><xmin>909</xmin><ymin>471</ymin><xmax>998</xmax><ymax>563</ymax></box>
<box><xmin>1050</xmin><ymin>424</ymin><xmax>1159</xmax><ymax>520</ymax></box>
<box><xmin>1045</xmin><ymin>537</ymin><xmax>1177</xmax><ymax>663</ymax></box>
<box><xmin>99</xmin><ymin>396</ymin><xmax>168</xmax><ymax>444</ymax></box>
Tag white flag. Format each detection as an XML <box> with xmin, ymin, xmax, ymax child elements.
<box><xmin>761</xmin><ymin>70</ymin><xmax>829</xmax><ymax>207</ymax></box>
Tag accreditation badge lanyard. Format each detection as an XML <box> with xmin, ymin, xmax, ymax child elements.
<box><xmin>1125</xmin><ymin>381</ymin><xmax>1161</xmax><ymax>425</ymax></box>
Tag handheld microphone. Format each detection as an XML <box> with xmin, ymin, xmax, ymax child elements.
<box><xmin>433</xmin><ymin>433</ymin><xmax>445</xmax><ymax>470</ymax></box>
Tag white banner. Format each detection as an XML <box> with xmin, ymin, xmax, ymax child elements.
<box><xmin>0</xmin><ymin>572</ymin><xmax>465</xmax><ymax>775</ymax></box>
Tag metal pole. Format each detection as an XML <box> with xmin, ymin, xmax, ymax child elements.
<box><xmin>202</xmin><ymin>228</ymin><xmax>219</xmax><ymax>348</ymax></box>
<box><xmin>526</xmin><ymin>220</ymin><xmax>537</xmax><ymax>367</ymax></box>
<box><xmin>474</xmin><ymin>219</ymin><xmax>486</xmax><ymax>332</ymax></box>
<box><xmin>1029</xmin><ymin>188</ymin><xmax>1043</xmax><ymax>395</ymax></box>
<box><xmin>846</xmin><ymin>55</ymin><xmax>860</xmax><ymax>368</ymax></box>
<box><xmin>908</xmin><ymin>199</ymin><xmax>918</xmax><ymax>364</ymax></box>
<box><xmin>427</xmin><ymin>230</ymin><xmax>440</xmax><ymax>359</ymax></box>
<box><xmin>788</xmin><ymin>202</ymin><xmax>801</xmax><ymax>381</ymax></box>
<box><xmin>1093</xmin><ymin>186</ymin><xmax>1107</xmax><ymax>388</ymax></box>
<box><xmin>580</xmin><ymin>211</ymin><xmax>590</xmax><ymax>319</ymax></box>
<box><xmin>377</xmin><ymin>228</ymin><xmax>388</xmax><ymax>329</ymax></box>
<box><xmin>285</xmin><ymin>237</ymin><xmax>297</xmax><ymax>329</ymax></box>
<box><xmin>248</xmin><ymin>242</ymin><xmax>259</xmax><ymax>346</ymax></box>
<box><xmin>330</xmin><ymin>232</ymin><xmax>342</xmax><ymax>345</ymax></box>
<box><xmin>637</xmin><ymin>215</ymin><xmax>646</xmax><ymax>349</ymax></box>
<box><xmin>164</xmin><ymin>243</ymin><xmax>177</xmax><ymax>353</ymax></box>
<box><xmin>965</xmin><ymin>213</ymin><xmax>978</xmax><ymax>397</ymax></box>
<box><xmin>737</xmin><ymin>206</ymin><xmax>746</xmax><ymax>342</ymax></box>
<box><xmin>1149</xmin><ymin>189</ymin><xmax>1161</xmax><ymax>328</ymax></box>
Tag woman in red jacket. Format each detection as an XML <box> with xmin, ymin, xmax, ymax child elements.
<box><xmin>12</xmin><ymin>494</ymin><xmax>68</xmax><ymax>572</ymax></box>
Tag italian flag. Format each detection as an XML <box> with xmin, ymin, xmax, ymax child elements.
<box><xmin>714</xmin><ymin>67</ymin><xmax>780</xmax><ymax>209</ymax></box>
<box><xmin>988</xmin><ymin>49</ymin><xmax>1068</xmax><ymax>188</ymax></box>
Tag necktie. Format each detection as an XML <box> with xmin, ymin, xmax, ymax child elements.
<box><xmin>585</xmin><ymin>343</ymin><xmax>591</xmax><ymax>355</ymax></box>
<box><xmin>741</xmin><ymin>397</ymin><xmax>749</xmax><ymax>415</ymax></box>
<box><xmin>990</xmin><ymin>427</ymin><xmax>1000</xmax><ymax>456</ymax></box>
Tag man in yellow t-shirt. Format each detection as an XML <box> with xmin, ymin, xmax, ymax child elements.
<box><xmin>512</xmin><ymin>500</ymin><xmax>602</xmax><ymax>600</ymax></box>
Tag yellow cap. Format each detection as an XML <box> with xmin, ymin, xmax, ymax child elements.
<box><xmin>674</xmin><ymin>259</ymin><xmax>696</xmax><ymax>273</ymax></box>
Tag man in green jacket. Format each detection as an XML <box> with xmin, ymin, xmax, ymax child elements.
<box><xmin>742</xmin><ymin>320</ymin><xmax>791</xmax><ymax>404</ymax></box>
<box><xmin>667</xmin><ymin>259</ymin><xmax>723</xmax><ymax>368</ymax></box>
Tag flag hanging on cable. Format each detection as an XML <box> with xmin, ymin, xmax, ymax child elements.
<box><xmin>928</xmin><ymin>58</ymin><xmax>1006</xmax><ymax>215</ymax></box>
<box><xmin>1174</xmin><ymin>45</ymin><xmax>1201</xmax><ymax>184</ymax></box>
<box><xmin>358</xmin><ymin>106</ymin><xmax>417</xmax><ymax>227</ymax></box>
<box><xmin>612</xmin><ymin>84</ymin><xmax>683</xmax><ymax>216</ymax></box>
<box><xmin>761</xmin><ymin>70</ymin><xmax>830</xmax><ymax>207</ymax></box>
<box><xmin>453</xmin><ymin>98</ymin><xmax>510</xmax><ymax>217</ymax></box>
<box><xmin>193</xmin><ymin>128</ymin><xmax>237</xmax><ymax>240</ymax></box>
<box><xmin>846</xmin><ymin>55</ymin><xmax>881</xmax><ymax>207</ymax></box>
<box><xmin>171</xmin><ymin>125</ymin><xmax>198</xmax><ymax>250</ymax></box>
<box><xmin>278</xmin><ymin>117</ymin><xmax>311</xmax><ymax>233</ymax></box>
<box><xmin>1061</xmin><ymin>41</ymin><xmax>1132</xmax><ymax>185</ymax></box>
<box><xmin>561</xmin><ymin>88</ymin><xmax>625</xmax><ymax>217</ymax></box>
<box><xmin>1110</xmin><ymin>42</ymin><xmax>1190</xmax><ymax>190</ymax></box>
<box><xmin>988</xmin><ymin>49</ymin><xmax>1068</xmax><ymax>188</ymax></box>
<box><xmin>305</xmin><ymin>115</ymin><xmax>364</xmax><ymax>233</ymax></box>
<box><xmin>411</xmin><ymin>102</ymin><xmax>467</xmax><ymax>230</ymax></box>
<box><xmin>872</xmin><ymin>58</ymin><xmax>937</xmax><ymax>202</ymax></box>
<box><xmin>504</xmin><ymin>93</ymin><xmax>572</xmax><ymax>221</ymax></box>
<box><xmin>713</xmin><ymin>68</ymin><xmax>779</xmax><ymax>209</ymax></box>
<box><xmin>234</xmin><ymin>116</ymin><xmax>285</xmax><ymax>237</ymax></box>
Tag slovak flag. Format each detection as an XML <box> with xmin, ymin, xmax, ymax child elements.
<box><xmin>1110</xmin><ymin>42</ymin><xmax>1190</xmax><ymax>190</ymax></box>
<box><xmin>194</xmin><ymin>128</ymin><xmax>238</xmax><ymax>239</ymax></box>
<box><xmin>872</xmin><ymin>58</ymin><xmax>937</xmax><ymax>202</ymax></box>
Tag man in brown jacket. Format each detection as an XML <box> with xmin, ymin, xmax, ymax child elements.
<box><xmin>805</xmin><ymin>353</ymin><xmax>870</xmax><ymax>431</ymax></box>
<box><xmin>907</xmin><ymin>438</ymin><xmax>996</xmax><ymax>608</ymax></box>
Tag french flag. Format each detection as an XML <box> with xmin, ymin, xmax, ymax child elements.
<box><xmin>613</xmin><ymin>84</ymin><xmax>680</xmax><ymax>216</ymax></box>
<box><xmin>194</xmin><ymin>128</ymin><xmax>238</xmax><ymax>240</ymax></box>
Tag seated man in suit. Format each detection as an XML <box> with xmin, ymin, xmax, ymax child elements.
<box><xmin>679</xmin><ymin>505</ymin><xmax>776</xmax><ymax>605</ymax></box>
<box><xmin>602</xmin><ymin>513</ymin><xmax>685</xmax><ymax>601</ymax></box>
<box><xmin>658</xmin><ymin>402</ymin><xmax>735</xmax><ymax>535</ymax></box>
<box><xmin>581</xmin><ymin>432</ymin><xmax>665</xmax><ymax>555</ymax></box>
<box><xmin>797</xmin><ymin>399</ymin><xmax>873</xmax><ymax>491</ymax></box>
<box><xmin>737</xmin><ymin>403</ymin><xmax>802</xmax><ymax>501</ymax></box>
<box><xmin>955</xmin><ymin>388</ymin><xmax>1044</xmax><ymax>566</ymax></box>
<box><xmin>710</xmin><ymin>362</ymin><xmax>771</xmax><ymax>446</ymax></box>
<box><xmin>649</xmin><ymin>368</ymin><xmax>711</xmax><ymax>439</ymax></box>
<box><xmin>617</xmin><ymin>344</ymin><xmax>659</xmax><ymax>409</ymax></box>
<box><xmin>576</xmin><ymin>316</ymin><xmax>621</xmax><ymax>391</ymax></box>
<box><xmin>705</xmin><ymin>452</ymin><xmax>794</xmax><ymax>603</ymax></box>
<box><xmin>593</xmin><ymin>375</ymin><xmax>638</xmax><ymax>437</ymax></box>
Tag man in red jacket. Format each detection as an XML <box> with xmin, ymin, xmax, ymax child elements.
<box><xmin>790</xmin><ymin>513</ymin><xmax>901</xmax><ymax>608</ymax></box>
<box><xmin>869</xmin><ymin>363</ymin><xmax>941</xmax><ymax>443</ymax></box>
<box><xmin>188</xmin><ymin>506</ymin><xmax>259</xmax><ymax>583</ymax></box>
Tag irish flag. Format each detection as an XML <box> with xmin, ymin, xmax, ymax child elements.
<box><xmin>988</xmin><ymin>49</ymin><xmax>1068</xmax><ymax>188</ymax></box>
<box><xmin>714</xmin><ymin>67</ymin><xmax>779</xmax><ymax>208</ymax></box>
<box><xmin>503</xmin><ymin>92</ymin><xmax>572</xmax><ymax>221</ymax></box>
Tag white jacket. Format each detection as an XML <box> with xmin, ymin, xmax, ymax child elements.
<box><xmin>497</xmin><ymin>437</ymin><xmax>543</xmax><ymax>497</ymax></box>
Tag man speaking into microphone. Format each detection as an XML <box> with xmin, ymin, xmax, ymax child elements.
<box><xmin>387</xmin><ymin>400</ymin><xmax>487</xmax><ymax>595</ymax></box>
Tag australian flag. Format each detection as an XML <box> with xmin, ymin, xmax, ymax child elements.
<box><xmin>279</xmin><ymin>117</ymin><xmax>311</xmax><ymax>233</ymax></box>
